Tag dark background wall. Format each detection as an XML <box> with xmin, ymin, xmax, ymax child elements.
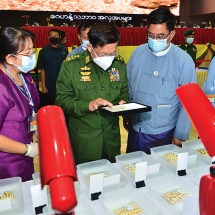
<box><xmin>180</xmin><ymin>0</ymin><xmax>215</xmax><ymax>27</ymax></box>
<box><xmin>190</xmin><ymin>0</ymin><xmax>215</xmax><ymax>15</ymax></box>
<box><xmin>180</xmin><ymin>0</ymin><xmax>191</xmax><ymax>25</ymax></box>
<box><xmin>0</xmin><ymin>10</ymin><xmax>148</xmax><ymax>28</ymax></box>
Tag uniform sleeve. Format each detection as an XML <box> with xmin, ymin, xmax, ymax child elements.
<box><xmin>174</xmin><ymin>52</ymin><xmax>197</xmax><ymax>140</ymax></box>
<box><xmin>178</xmin><ymin>43</ymin><xmax>184</xmax><ymax>50</ymax></box>
<box><xmin>0</xmin><ymin>83</ymin><xmax>10</xmax><ymax>129</ymax></box>
<box><xmin>63</xmin><ymin>46</ymin><xmax>69</xmax><ymax>57</ymax></box>
<box><xmin>202</xmin><ymin>57</ymin><xmax>215</xmax><ymax>94</ymax></box>
<box><xmin>56</xmin><ymin>61</ymin><xmax>91</xmax><ymax>118</ymax></box>
<box><xmin>36</xmin><ymin>49</ymin><xmax>46</xmax><ymax>69</ymax></box>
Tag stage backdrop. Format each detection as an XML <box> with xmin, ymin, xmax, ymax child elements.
<box><xmin>0</xmin><ymin>0</ymin><xmax>180</xmax><ymax>27</ymax></box>
<box><xmin>0</xmin><ymin>0</ymin><xmax>180</xmax><ymax>15</ymax></box>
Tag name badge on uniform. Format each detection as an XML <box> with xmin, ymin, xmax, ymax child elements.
<box><xmin>28</xmin><ymin>114</ymin><xmax>37</xmax><ymax>132</ymax></box>
<box><xmin>109</xmin><ymin>68</ymin><xmax>120</xmax><ymax>82</ymax></box>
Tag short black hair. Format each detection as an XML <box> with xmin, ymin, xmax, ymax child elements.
<box><xmin>58</xmin><ymin>30</ymin><xmax>66</xmax><ymax>39</ymax></box>
<box><xmin>78</xmin><ymin>21</ymin><xmax>92</xmax><ymax>35</ymax></box>
<box><xmin>0</xmin><ymin>27</ymin><xmax>35</xmax><ymax>63</ymax></box>
<box><xmin>88</xmin><ymin>21</ymin><xmax>120</xmax><ymax>48</ymax></box>
<box><xmin>48</xmin><ymin>29</ymin><xmax>59</xmax><ymax>36</ymax></box>
<box><xmin>147</xmin><ymin>7</ymin><xmax>176</xmax><ymax>32</ymax></box>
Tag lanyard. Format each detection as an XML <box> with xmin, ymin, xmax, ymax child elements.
<box><xmin>2</xmin><ymin>63</ymin><xmax>35</xmax><ymax>116</ymax></box>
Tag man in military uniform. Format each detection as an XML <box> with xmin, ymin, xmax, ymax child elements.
<box><xmin>56</xmin><ymin>22</ymin><xmax>129</xmax><ymax>164</ymax></box>
<box><xmin>179</xmin><ymin>29</ymin><xmax>197</xmax><ymax>65</ymax></box>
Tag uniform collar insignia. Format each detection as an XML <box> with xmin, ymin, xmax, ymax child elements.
<box><xmin>80</xmin><ymin>65</ymin><xmax>91</xmax><ymax>71</ymax></box>
<box><xmin>86</xmin><ymin>56</ymin><xmax>90</xmax><ymax>64</ymax></box>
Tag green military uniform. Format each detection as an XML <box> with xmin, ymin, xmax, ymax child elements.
<box><xmin>179</xmin><ymin>29</ymin><xmax>197</xmax><ymax>64</ymax></box>
<box><xmin>56</xmin><ymin>51</ymin><xmax>129</xmax><ymax>164</ymax></box>
<box><xmin>179</xmin><ymin>42</ymin><xmax>197</xmax><ymax>64</ymax></box>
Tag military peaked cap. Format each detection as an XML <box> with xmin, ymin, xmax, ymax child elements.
<box><xmin>184</xmin><ymin>29</ymin><xmax>195</xmax><ymax>36</ymax></box>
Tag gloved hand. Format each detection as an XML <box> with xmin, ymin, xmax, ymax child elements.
<box><xmin>25</xmin><ymin>142</ymin><xmax>38</xmax><ymax>158</ymax></box>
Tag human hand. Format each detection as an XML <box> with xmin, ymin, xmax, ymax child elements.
<box><xmin>123</xmin><ymin>117</ymin><xmax>131</xmax><ymax>132</ymax></box>
<box><xmin>172</xmin><ymin>137</ymin><xmax>183</xmax><ymax>147</ymax></box>
<box><xmin>89</xmin><ymin>98</ymin><xmax>113</xmax><ymax>111</ymax></box>
<box><xmin>42</xmin><ymin>86</ymin><xmax>48</xmax><ymax>93</ymax></box>
<box><xmin>25</xmin><ymin>142</ymin><xmax>38</xmax><ymax>158</ymax></box>
<box><xmin>119</xmin><ymin>100</ymin><xmax>126</xmax><ymax>105</ymax></box>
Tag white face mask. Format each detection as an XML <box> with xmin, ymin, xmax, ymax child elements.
<box><xmin>93</xmin><ymin>56</ymin><xmax>115</xmax><ymax>70</ymax></box>
<box><xmin>12</xmin><ymin>53</ymin><xmax>36</xmax><ymax>73</ymax></box>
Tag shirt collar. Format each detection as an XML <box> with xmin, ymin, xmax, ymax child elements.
<box><xmin>152</xmin><ymin>43</ymin><xmax>172</xmax><ymax>57</ymax></box>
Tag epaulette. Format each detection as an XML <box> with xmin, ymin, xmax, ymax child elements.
<box><xmin>115</xmin><ymin>55</ymin><xmax>125</xmax><ymax>62</ymax></box>
<box><xmin>65</xmin><ymin>53</ymin><xmax>84</xmax><ymax>62</ymax></box>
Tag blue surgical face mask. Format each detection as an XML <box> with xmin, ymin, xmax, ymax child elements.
<box><xmin>13</xmin><ymin>53</ymin><xmax>36</xmax><ymax>73</ymax></box>
<box><xmin>186</xmin><ymin>37</ymin><xmax>194</xmax><ymax>44</ymax></box>
<box><xmin>148</xmin><ymin>37</ymin><xmax>168</xmax><ymax>53</ymax></box>
<box><xmin>81</xmin><ymin>40</ymin><xmax>90</xmax><ymax>50</ymax></box>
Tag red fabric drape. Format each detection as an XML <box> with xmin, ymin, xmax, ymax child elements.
<box><xmin>22</xmin><ymin>26</ymin><xmax>78</xmax><ymax>48</ymax></box>
<box><xmin>22</xmin><ymin>26</ymin><xmax>215</xmax><ymax>48</ymax></box>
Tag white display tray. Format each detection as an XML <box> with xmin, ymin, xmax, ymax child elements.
<box><xmin>182</xmin><ymin>139</ymin><xmax>215</xmax><ymax>164</ymax></box>
<box><xmin>116</xmin><ymin>151</ymin><xmax>165</xmax><ymax>183</ymax></box>
<box><xmin>32</xmin><ymin>172</ymin><xmax>40</xmax><ymax>185</ymax></box>
<box><xmin>43</xmin><ymin>181</ymin><xmax>95</xmax><ymax>215</ymax></box>
<box><xmin>99</xmin><ymin>186</ymin><xmax>162</xmax><ymax>215</ymax></box>
<box><xmin>99</xmin><ymin>102</ymin><xmax>151</xmax><ymax>116</ymax></box>
<box><xmin>151</xmin><ymin>144</ymin><xmax>206</xmax><ymax>173</ymax></box>
<box><xmin>188</xmin><ymin>164</ymin><xmax>211</xmax><ymax>186</ymax></box>
<box><xmin>146</xmin><ymin>174</ymin><xmax>199</xmax><ymax>215</ymax></box>
<box><xmin>77</xmin><ymin>159</ymin><xmax>127</xmax><ymax>195</ymax></box>
<box><xmin>0</xmin><ymin>177</ymin><xmax>24</xmax><ymax>215</ymax></box>
<box><xmin>73</xmin><ymin>195</ymin><xmax>96</xmax><ymax>215</ymax></box>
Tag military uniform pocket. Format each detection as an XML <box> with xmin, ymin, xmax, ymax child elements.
<box><xmin>109</xmin><ymin>82</ymin><xmax>121</xmax><ymax>103</ymax></box>
<box><xmin>76</xmin><ymin>83</ymin><xmax>96</xmax><ymax>100</ymax></box>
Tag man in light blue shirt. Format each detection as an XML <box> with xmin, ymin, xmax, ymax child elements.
<box><xmin>67</xmin><ymin>21</ymin><xmax>92</xmax><ymax>57</ymax></box>
<box><xmin>124</xmin><ymin>7</ymin><xmax>196</xmax><ymax>154</ymax></box>
<box><xmin>202</xmin><ymin>55</ymin><xmax>215</xmax><ymax>106</ymax></box>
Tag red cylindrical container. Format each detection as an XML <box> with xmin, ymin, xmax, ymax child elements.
<box><xmin>37</xmin><ymin>105</ymin><xmax>77</xmax><ymax>213</ymax></box>
<box><xmin>199</xmin><ymin>166</ymin><xmax>215</xmax><ymax>215</ymax></box>
<box><xmin>176</xmin><ymin>83</ymin><xmax>215</xmax><ymax>157</ymax></box>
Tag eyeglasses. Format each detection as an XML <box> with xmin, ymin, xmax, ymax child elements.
<box><xmin>92</xmin><ymin>47</ymin><xmax>116</xmax><ymax>57</ymax></box>
<box><xmin>147</xmin><ymin>31</ymin><xmax>172</xmax><ymax>40</ymax></box>
<box><xmin>14</xmin><ymin>48</ymin><xmax>37</xmax><ymax>58</ymax></box>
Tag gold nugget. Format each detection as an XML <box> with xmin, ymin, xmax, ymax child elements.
<box><xmin>106</xmin><ymin>106</ymin><xmax>126</xmax><ymax>112</ymax></box>
<box><xmin>162</xmin><ymin>189</ymin><xmax>189</xmax><ymax>204</ymax></box>
<box><xmin>124</xmin><ymin>162</ymin><xmax>137</xmax><ymax>173</ymax></box>
<box><xmin>163</xmin><ymin>152</ymin><xmax>178</xmax><ymax>163</ymax></box>
<box><xmin>88</xmin><ymin>171</ymin><xmax>109</xmax><ymax>178</ymax></box>
<box><xmin>112</xmin><ymin>201</ymin><xmax>143</xmax><ymax>215</ymax></box>
<box><xmin>0</xmin><ymin>190</ymin><xmax>15</xmax><ymax>201</ymax></box>
<box><xmin>196</xmin><ymin>148</ymin><xmax>209</xmax><ymax>156</ymax></box>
